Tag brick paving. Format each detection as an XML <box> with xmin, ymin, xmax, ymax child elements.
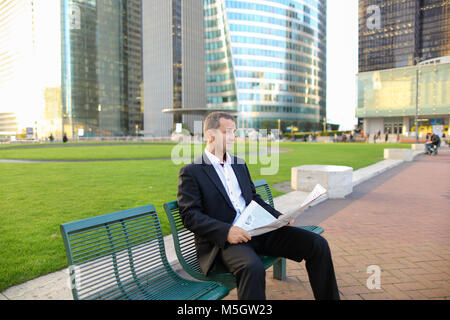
<box><xmin>225</xmin><ymin>148</ymin><xmax>450</xmax><ymax>300</ymax></box>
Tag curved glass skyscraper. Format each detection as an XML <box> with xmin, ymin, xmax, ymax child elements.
<box><xmin>205</xmin><ymin>0</ymin><xmax>327</xmax><ymax>129</ymax></box>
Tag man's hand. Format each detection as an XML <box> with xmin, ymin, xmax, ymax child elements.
<box><xmin>227</xmin><ymin>226</ymin><xmax>251</xmax><ymax>244</ymax></box>
<box><xmin>286</xmin><ymin>219</ymin><xmax>295</xmax><ymax>227</ymax></box>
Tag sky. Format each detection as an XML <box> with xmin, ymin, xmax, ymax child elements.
<box><xmin>326</xmin><ymin>0</ymin><xmax>359</xmax><ymax>131</ymax></box>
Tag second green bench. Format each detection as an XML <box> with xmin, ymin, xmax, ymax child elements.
<box><xmin>164</xmin><ymin>179</ymin><xmax>324</xmax><ymax>290</ymax></box>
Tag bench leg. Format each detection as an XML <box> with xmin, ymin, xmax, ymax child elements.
<box><xmin>273</xmin><ymin>258</ymin><xmax>286</xmax><ymax>281</ymax></box>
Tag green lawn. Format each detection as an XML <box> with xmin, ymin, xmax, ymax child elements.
<box><xmin>0</xmin><ymin>142</ymin><xmax>179</xmax><ymax>160</ymax></box>
<box><xmin>0</xmin><ymin>142</ymin><xmax>411</xmax><ymax>291</ymax></box>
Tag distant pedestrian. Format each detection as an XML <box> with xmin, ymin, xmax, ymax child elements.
<box><xmin>425</xmin><ymin>133</ymin><xmax>440</xmax><ymax>155</ymax></box>
<box><xmin>63</xmin><ymin>133</ymin><xmax>68</xmax><ymax>143</ymax></box>
<box><xmin>49</xmin><ymin>134</ymin><xmax>54</xmax><ymax>142</ymax></box>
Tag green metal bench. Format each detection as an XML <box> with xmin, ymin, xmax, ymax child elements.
<box><xmin>60</xmin><ymin>205</ymin><xmax>229</xmax><ymax>300</ymax></box>
<box><xmin>164</xmin><ymin>179</ymin><xmax>324</xmax><ymax>290</ymax></box>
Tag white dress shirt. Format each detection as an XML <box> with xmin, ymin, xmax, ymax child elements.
<box><xmin>204</xmin><ymin>148</ymin><xmax>247</xmax><ymax>225</ymax></box>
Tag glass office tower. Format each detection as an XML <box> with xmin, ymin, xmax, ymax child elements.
<box><xmin>0</xmin><ymin>0</ymin><xmax>143</xmax><ymax>139</ymax></box>
<box><xmin>142</xmin><ymin>0</ymin><xmax>206</xmax><ymax>138</ymax></box>
<box><xmin>61</xmin><ymin>0</ymin><xmax>143</xmax><ymax>138</ymax></box>
<box><xmin>419</xmin><ymin>0</ymin><xmax>450</xmax><ymax>62</ymax></box>
<box><xmin>357</xmin><ymin>0</ymin><xmax>450</xmax><ymax>137</ymax></box>
<box><xmin>359</xmin><ymin>0</ymin><xmax>450</xmax><ymax>73</ymax></box>
<box><xmin>204</xmin><ymin>0</ymin><xmax>327</xmax><ymax>129</ymax></box>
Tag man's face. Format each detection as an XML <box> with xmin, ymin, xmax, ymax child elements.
<box><xmin>208</xmin><ymin>118</ymin><xmax>236</xmax><ymax>154</ymax></box>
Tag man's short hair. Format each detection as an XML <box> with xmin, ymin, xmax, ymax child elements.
<box><xmin>203</xmin><ymin>112</ymin><xmax>235</xmax><ymax>137</ymax></box>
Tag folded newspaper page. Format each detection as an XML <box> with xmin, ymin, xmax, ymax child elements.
<box><xmin>234</xmin><ymin>184</ymin><xmax>327</xmax><ymax>236</ymax></box>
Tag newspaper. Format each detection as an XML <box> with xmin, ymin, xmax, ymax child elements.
<box><xmin>234</xmin><ymin>184</ymin><xmax>327</xmax><ymax>236</ymax></box>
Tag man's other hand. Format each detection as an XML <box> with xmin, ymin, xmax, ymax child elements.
<box><xmin>227</xmin><ymin>226</ymin><xmax>251</xmax><ymax>244</ymax></box>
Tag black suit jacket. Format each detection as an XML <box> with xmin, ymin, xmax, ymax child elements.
<box><xmin>177</xmin><ymin>151</ymin><xmax>282</xmax><ymax>275</ymax></box>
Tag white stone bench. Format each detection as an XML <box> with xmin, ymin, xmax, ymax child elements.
<box><xmin>384</xmin><ymin>148</ymin><xmax>414</xmax><ymax>161</ymax></box>
<box><xmin>291</xmin><ymin>165</ymin><xmax>353</xmax><ymax>199</ymax></box>
<box><xmin>411</xmin><ymin>144</ymin><xmax>425</xmax><ymax>152</ymax></box>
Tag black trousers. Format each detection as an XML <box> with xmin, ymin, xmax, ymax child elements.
<box><xmin>218</xmin><ymin>226</ymin><xmax>340</xmax><ymax>300</ymax></box>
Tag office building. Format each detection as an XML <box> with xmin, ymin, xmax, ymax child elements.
<box><xmin>142</xmin><ymin>0</ymin><xmax>207</xmax><ymax>137</ymax></box>
<box><xmin>204</xmin><ymin>0</ymin><xmax>327</xmax><ymax>130</ymax></box>
<box><xmin>357</xmin><ymin>0</ymin><xmax>449</xmax><ymax>136</ymax></box>
<box><xmin>0</xmin><ymin>0</ymin><xmax>143</xmax><ymax>140</ymax></box>
<box><xmin>357</xmin><ymin>60</ymin><xmax>450</xmax><ymax>136</ymax></box>
<box><xmin>62</xmin><ymin>0</ymin><xmax>143</xmax><ymax>138</ymax></box>
<box><xmin>359</xmin><ymin>0</ymin><xmax>449</xmax><ymax>72</ymax></box>
<box><xmin>0</xmin><ymin>0</ymin><xmax>42</xmax><ymax>138</ymax></box>
<box><xmin>0</xmin><ymin>113</ymin><xmax>18</xmax><ymax>138</ymax></box>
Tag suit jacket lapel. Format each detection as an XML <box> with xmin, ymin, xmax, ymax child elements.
<box><xmin>231</xmin><ymin>158</ymin><xmax>251</xmax><ymax>205</ymax></box>
<box><xmin>201</xmin><ymin>152</ymin><xmax>235</xmax><ymax>211</ymax></box>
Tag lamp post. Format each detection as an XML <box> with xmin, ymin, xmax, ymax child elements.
<box><xmin>277</xmin><ymin>118</ymin><xmax>281</xmax><ymax>140</ymax></box>
<box><xmin>414</xmin><ymin>66</ymin><xmax>419</xmax><ymax>143</ymax></box>
<box><xmin>414</xmin><ymin>57</ymin><xmax>424</xmax><ymax>143</ymax></box>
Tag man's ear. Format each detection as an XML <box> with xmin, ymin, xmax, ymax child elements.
<box><xmin>205</xmin><ymin>129</ymin><xmax>215</xmax><ymax>144</ymax></box>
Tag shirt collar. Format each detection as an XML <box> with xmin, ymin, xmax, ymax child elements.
<box><xmin>204</xmin><ymin>147</ymin><xmax>231</xmax><ymax>166</ymax></box>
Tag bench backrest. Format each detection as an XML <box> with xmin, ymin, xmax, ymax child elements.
<box><xmin>253</xmin><ymin>179</ymin><xmax>274</xmax><ymax>208</ymax></box>
<box><xmin>60</xmin><ymin>205</ymin><xmax>176</xmax><ymax>300</ymax></box>
<box><xmin>164</xmin><ymin>179</ymin><xmax>273</xmax><ymax>280</ymax></box>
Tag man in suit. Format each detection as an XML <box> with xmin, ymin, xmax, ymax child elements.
<box><xmin>177</xmin><ymin>112</ymin><xmax>339</xmax><ymax>300</ymax></box>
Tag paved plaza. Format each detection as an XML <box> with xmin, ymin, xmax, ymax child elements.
<box><xmin>226</xmin><ymin>148</ymin><xmax>450</xmax><ymax>300</ymax></box>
